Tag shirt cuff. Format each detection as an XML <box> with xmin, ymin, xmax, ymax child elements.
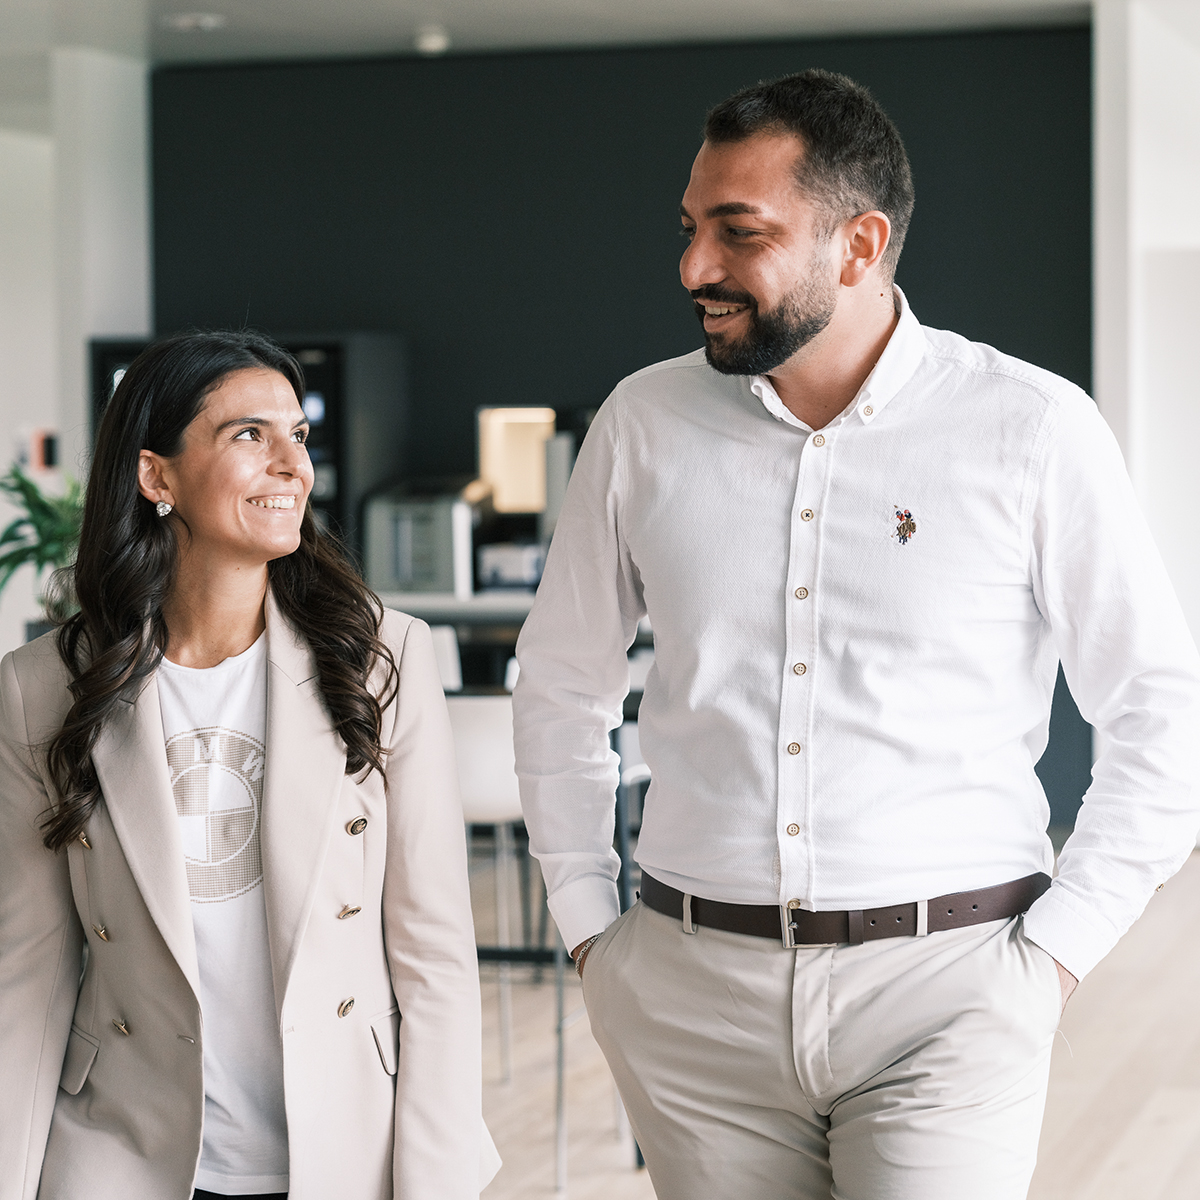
<box><xmin>546</xmin><ymin>873</ymin><xmax>622</xmax><ymax>955</ymax></box>
<box><xmin>1021</xmin><ymin>882</ymin><xmax>1120</xmax><ymax>981</ymax></box>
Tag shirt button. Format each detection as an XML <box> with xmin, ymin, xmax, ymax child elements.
<box><xmin>786</xmin><ymin>823</ymin><xmax>800</xmax><ymax>837</ymax></box>
<box><xmin>787</xmin><ymin>899</ymin><xmax>802</xmax><ymax>910</ymax></box>
<box><xmin>863</xmin><ymin>405</ymin><xmax>874</xmax><ymax>416</ymax></box>
<box><xmin>346</xmin><ymin>817</ymin><xmax>368</xmax><ymax>836</ymax></box>
<box><xmin>812</xmin><ymin>434</ymin><xmax>825</xmax><ymax>446</ymax></box>
<box><xmin>800</xmin><ymin>509</ymin><xmax>814</xmax><ymax>522</ymax></box>
<box><xmin>792</xmin><ymin>663</ymin><xmax>806</xmax><ymax>675</ymax></box>
<box><xmin>787</xmin><ymin>742</ymin><xmax>802</xmax><ymax>755</ymax></box>
<box><xmin>338</xmin><ymin>998</ymin><xmax>355</xmax><ymax>1018</ymax></box>
<box><xmin>794</xmin><ymin>587</ymin><xmax>808</xmax><ymax>600</ymax></box>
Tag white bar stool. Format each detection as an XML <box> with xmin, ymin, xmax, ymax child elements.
<box><xmin>446</xmin><ymin>694</ymin><xmax>524</xmax><ymax>1085</ymax></box>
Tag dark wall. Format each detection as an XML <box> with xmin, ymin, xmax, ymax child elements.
<box><xmin>154</xmin><ymin>27</ymin><xmax>1091</xmax><ymax>476</ymax></box>
<box><xmin>152</xmin><ymin>26</ymin><xmax>1093</xmax><ymax>825</ymax></box>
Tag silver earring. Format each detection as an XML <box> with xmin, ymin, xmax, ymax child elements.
<box><xmin>156</xmin><ymin>501</ymin><xmax>173</xmax><ymax>517</ymax></box>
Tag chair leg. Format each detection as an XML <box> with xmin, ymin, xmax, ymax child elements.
<box><xmin>517</xmin><ymin>827</ymin><xmax>533</xmax><ymax>948</ymax></box>
<box><xmin>534</xmin><ymin>866</ymin><xmax>549</xmax><ymax>986</ymax></box>
<box><xmin>555</xmin><ymin>931</ymin><xmax>568</xmax><ymax>1197</ymax></box>
<box><xmin>495</xmin><ymin>822</ymin><xmax>514</xmax><ymax>1085</ymax></box>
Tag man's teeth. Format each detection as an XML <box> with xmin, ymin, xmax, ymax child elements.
<box><xmin>704</xmin><ymin>305</ymin><xmax>743</xmax><ymax>316</ymax></box>
<box><xmin>249</xmin><ymin>497</ymin><xmax>296</xmax><ymax>509</ymax></box>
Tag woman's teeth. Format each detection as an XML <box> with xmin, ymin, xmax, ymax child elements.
<box><xmin>249</xmin><ymin>496</ymin><xmax>296</xmax><ymax>509</ymax></box>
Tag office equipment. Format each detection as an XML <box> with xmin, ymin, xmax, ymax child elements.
<box><xmin>477</xmin><ymin>407</ymin><xmax>556</xmax><ymax>513</ymax></box>
<box><xmin>363</xmin><ymin>477</ymin><xmax>490</xmax><ymax>598</ymax></box>
<box><xmin>476</xmin><ymin>542</ymin><xmax>545</xmax><ymax>590</ymax></box>
<box><xmin>540</xmin><ymin>431</ymin><xmax>576</xmax><ymax>541</ymax></box>
<box><xmin>90</xmin><ymin>332</ymin><xmax>408</xmax><ymax>556</ymax></box>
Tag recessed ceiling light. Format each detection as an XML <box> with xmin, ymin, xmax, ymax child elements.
<box><xmin>160</xmin><ymin>12</ymin><xmax>228</xmax><ymax>33</ymax></box>
<box><xmin>414</xmin><ymin>23</ymin><xmax>451</xmax><ymax>56</ymax></box>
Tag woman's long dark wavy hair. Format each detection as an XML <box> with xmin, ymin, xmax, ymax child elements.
<box><xmin>42</xmin><ymin>329</ymin><xmax>398</xmax><ymax>851</ymax></box>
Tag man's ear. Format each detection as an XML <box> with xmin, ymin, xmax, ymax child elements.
<box><xmin>137</xmin><ymin>450</ymin><xmax>174</xmax><ymax>507</ymax></box>
<box><xmin>840</xmin><ymin>211</ymin><xmax>891</xmax><ymax>287</ymax></box>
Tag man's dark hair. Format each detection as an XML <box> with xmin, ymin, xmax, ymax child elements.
<box><xmin>704</xmin><ymin>69</ymin><xmax>914</xmax><ymax>276</ymax></box>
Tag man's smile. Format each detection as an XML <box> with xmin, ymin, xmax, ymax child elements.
<box><xmin>692</xmin><ymin>288</ymin><xmax>755</xmax><ymax>333</ymax></box>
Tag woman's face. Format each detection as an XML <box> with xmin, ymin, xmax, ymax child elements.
<box><xmin>139</xmin><ymin>367</ymin><xmax>314</xmax><ymax>569</ymax></box>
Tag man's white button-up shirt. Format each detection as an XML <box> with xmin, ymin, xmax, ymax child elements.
<box><xmin>513</xmin><ymin>290</ymin><xmax>1200</xmax><ymax>980</ymax></box>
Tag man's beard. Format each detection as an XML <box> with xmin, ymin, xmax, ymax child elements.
<box><xmin>694</xmin><ymin>267</ymin><xmax>837</xmax><ymax>377</ymax></box>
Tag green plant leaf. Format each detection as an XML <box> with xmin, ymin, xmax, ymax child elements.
<box><xmin>0</xmin><ymin>465</ymin><xmax>84</xmax><ymax>610</ymax></box>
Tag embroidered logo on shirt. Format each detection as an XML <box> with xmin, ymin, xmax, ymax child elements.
<box><xmin>167</xmin><ymin>726</ymin><xmax>266</xmax><ymax>903</ymax></box>
<box><xmin>891</xmin><ymin>507</ymin><xmax>917</xmax><ymax>545</ymax></box>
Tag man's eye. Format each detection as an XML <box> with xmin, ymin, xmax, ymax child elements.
<box><xmin>234</xmin><ymin>428</ymin><xmax>258</xmax><ymax>440</ymax></box>
<box><xmin>293</xmin><ymin>430</ymin><xmax>308</xmax><ymax>443</ymax></box>
<box><xmin>679</xmin><ymin>227</ymin><xmax>695</xmax><ymax>240</ymax></box>
<box><xmin>726</xmin><ymin>227</ymin><xmax>755</xmax><ymax>239</ymax></box>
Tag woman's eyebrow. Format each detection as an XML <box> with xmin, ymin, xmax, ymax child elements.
<box><xmin>213</xmin><ymin>415</ymin><xmax>310</xmax><ymax>434</ymax></box>
<box><xmin>214</xmin><ymin>415</ymin><xmax>269</xmax><ymax>434</ymax></box>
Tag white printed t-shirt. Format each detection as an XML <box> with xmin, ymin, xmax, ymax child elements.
<box><xmin>157</xmin><ymin>633</ymin><xmax>289</xmax><ymax>1195</ymax></box>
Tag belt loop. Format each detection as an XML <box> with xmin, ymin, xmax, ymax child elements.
<box><xmin>847</xmin><ymin>909</ymin><xmax>864</xmax><ymax>945</ymax></box>
<box><xmin>915</xmin><ymin>899</ymin><xmax>928</xmax><ymax>937</ymax></box>
<box><xmin>682</xmin><ymin>893</ymin><xmax>696</xmax><ymax>934</ymax></box>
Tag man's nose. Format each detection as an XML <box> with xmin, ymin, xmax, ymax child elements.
<box><xmin>679</xmin><ymin>230</ymin><xmax>725</xmax><ymax>292</ymax></box>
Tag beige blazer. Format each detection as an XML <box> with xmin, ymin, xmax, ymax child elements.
<box><xmin>0</xmin><ymin>596</ymin><xmax>499</xmax><ymax>1200</ymax></box>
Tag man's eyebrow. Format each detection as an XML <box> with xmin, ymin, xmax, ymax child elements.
<box><xmin>679</xmin><ymin>201</ymin><xmax>765</xmax><ymax>220</ymax></box>
<box><xmin>706</xmin><ymin>202</ymin><xmax>763</xmax><ymax>218</ymax></box>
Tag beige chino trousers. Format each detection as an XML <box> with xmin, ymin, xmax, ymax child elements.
<box><xmin>582</xmin><ymin>899</ymin><xmax>1061</xmax><ymax>1200</ymax></box>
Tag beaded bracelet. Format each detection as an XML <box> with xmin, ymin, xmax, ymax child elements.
<box><xmin>573</xmin><ymin>933</ymin><xmax>603</xmax><ymax>978</ymax></box>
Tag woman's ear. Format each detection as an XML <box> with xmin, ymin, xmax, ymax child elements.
<box><xmin>137</xmin><ymin>451</ymin><xmax>173</xmax><ymax>507</ymax></box>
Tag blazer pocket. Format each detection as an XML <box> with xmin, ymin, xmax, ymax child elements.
<box><xmin>370</xmin><ymin>1006</ymin><xmax>401</xmax><ymax>1076</ymax></box>
<box><xmin>60</xmin><ymin>1025</ymin><xmax>100</xmax><ymax>1095</ymax></box>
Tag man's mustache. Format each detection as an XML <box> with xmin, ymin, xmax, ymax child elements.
<box><xmin>690</xmin><ymin>285</ymin><xmax>756</xmax><ymax>309</ymax></box>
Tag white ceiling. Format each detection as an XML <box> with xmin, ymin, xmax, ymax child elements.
<box><xmin>1</xmin><ymin>0</ymin><xmax>1091</xmax><ymax>134</ymax></box>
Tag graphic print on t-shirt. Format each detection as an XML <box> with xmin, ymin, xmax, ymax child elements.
<box><xmin>167</xmin><ymin>726</ymin><xmax>266</xmax><ymax>902</ymax></box>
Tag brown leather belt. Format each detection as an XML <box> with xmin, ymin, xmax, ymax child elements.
<box><xmin>639</xmin><ymin>870</ymin><xmax>1051</xmax><ymax>948</ymax></box>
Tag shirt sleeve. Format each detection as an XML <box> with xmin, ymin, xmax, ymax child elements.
<box><xmin>512</xmin><ymin>395</ymin><xmax>645</xmax><ymax>953</ymax></box>
<box><xmin>1022</xmin><ymin>389</ymin><xmax>1200</xmax><ymax>979</ymax></box>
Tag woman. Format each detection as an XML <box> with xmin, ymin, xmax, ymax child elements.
<box><xmin>0</xmin><ymin>331</ymin><xmax>498</xmax><ymax>1200</ymax></box>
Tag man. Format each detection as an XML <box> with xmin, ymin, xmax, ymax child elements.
<box><xmin>512</xmin><ymin>69</ymin><xmax>1200</xmax><ymax>1199</ymax></box>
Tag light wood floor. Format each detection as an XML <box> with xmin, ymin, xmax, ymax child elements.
<box><xmin>1028</xmin><ymin>850</ymin><xmax>1200</xmax><ymax>1200</ymax></box>
<box><xmin>472</xmin><ymin>838</ymin><xmax>1200</xmax><ymax>1199</ymax></box>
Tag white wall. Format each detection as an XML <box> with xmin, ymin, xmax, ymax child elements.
<box><xmin>53</xmin><ymin>47</ymin><xmax>151</xmax><ymax>482</ymax></box>
<box><xmin>1095</xmin><ymin>0</ymin><xmax>1200</xmax><ymax>641</ymax></box>
<box><xmin>0</xmin><ymin>130</ymin><xmax>56</xmax><ymax>656</ymax></box>
<box><xmin>0</xmin><ymin>49</ymin><xmax>150</xmax><ymax>658</ymax></box>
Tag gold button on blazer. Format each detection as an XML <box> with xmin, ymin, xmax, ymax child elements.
<box><xmin>0</xmin><ymin>594</ymin><xmax>499</xmax><ymax>1200</ymax></box>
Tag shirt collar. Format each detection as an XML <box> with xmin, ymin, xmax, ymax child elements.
<box><xmin>749</xmin><ymin>285</ymin><xmax>928</xmax><ymax>430</ymax></box>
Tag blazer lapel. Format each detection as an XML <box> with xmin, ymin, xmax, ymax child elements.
<box><xmin>261</xmin><ymin>592</ymin><xmax>348</xmax><ymax>1017</ymax></box>
<box><xmin>92</xmin><ymin>676</ymin><xmax>201</xmax><ymax>996</ymax></box>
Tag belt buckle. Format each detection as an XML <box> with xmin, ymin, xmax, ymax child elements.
<box><xmin>780</xmin><ymin>905</ymin><xmax>797</xmax><ymax>948</ymax></box>
<box><xmin>780</xmin><ymin>904</ymin><xmax>840</xmax><ymax>949</ymax></box>
<box><xmin>782</xmin><ymin>898</ymin><xmax>932</xmax><ymax>949</ymax></box>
